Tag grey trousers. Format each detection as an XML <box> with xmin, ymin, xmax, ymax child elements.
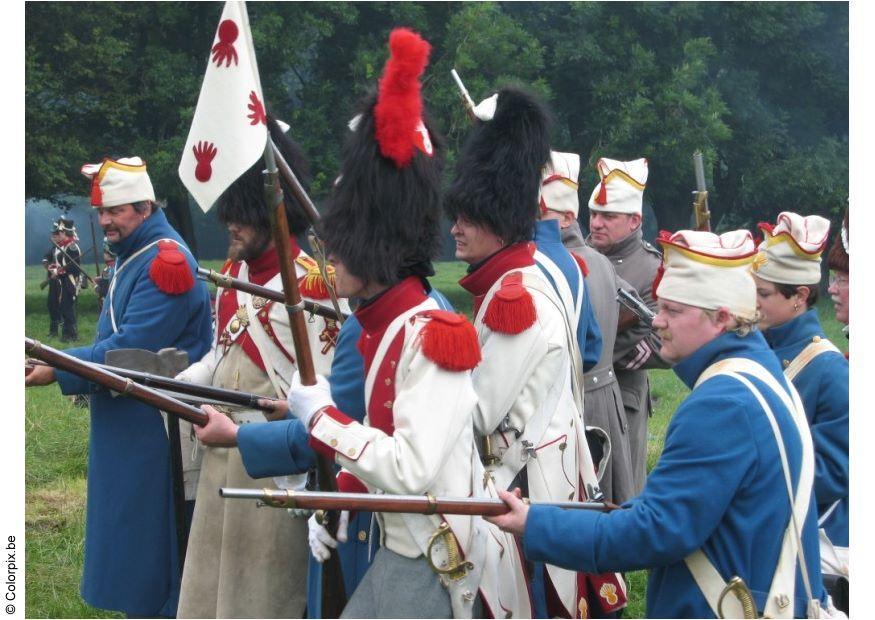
<box><xmin>341</xmin><ymin>548</ymin><xmax>454</xmax><ymax>619</ymax></box>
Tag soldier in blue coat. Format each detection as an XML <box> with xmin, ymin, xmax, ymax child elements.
<box><xmin>26</xmin><ymin>157</ymin><xmax>212</xmax><ymax>617</ymax></box>
<box><xmin>488</xmin><ymin>229</ymin><xmax>831</xmax><ymax>618</ymax></box>
<box><xmin>753</xmin><ymin>212</ymin><xmax>848</xmax><ymax>608</ymax></box>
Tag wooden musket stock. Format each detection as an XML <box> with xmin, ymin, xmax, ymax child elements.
<box><xmin>25</xmin><ymin>338</ymin><xmax>208</xmax><ymax>426</ymax></box>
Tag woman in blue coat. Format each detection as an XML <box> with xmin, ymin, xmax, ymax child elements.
<box><xmin>753</xmin><ymin>212</ymin><xmax>848</xmax><ymax>604</ymax></box>
<box><xmin>26</xmin><ymin>157</ymin><xmax>213</xmax><ymax>617</ymax></box>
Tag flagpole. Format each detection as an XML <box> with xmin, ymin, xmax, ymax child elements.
<box><xmin>269</xmin><ymin>139</ymin><xmax>345</xmax><ymax>325</ymax></box>
<box><xmin>262</xmin><ymin>138</ymin><xmax>348</xmax><ymax>616</ymax></box>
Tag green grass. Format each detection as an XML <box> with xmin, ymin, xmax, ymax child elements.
<box><xmin>24</xmin><ymin>262</ymin><xmax>847</xmax><ymax>618</ymax></box>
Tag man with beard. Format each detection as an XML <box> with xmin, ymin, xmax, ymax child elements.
<box><xmin>25</xmin><ymin>156</ymin><xmax>213</xmax><ymax>617</ymax></box>
<box><xmin>174</xmin><ymin>117</ymin><xmax>345</xmax><ymax>619</ymax></box>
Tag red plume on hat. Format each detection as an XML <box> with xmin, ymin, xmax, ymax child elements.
<box><xmin>374</xmin><ymin>28</ymin><xmax>431</xmax><ymax>168</ymax></box>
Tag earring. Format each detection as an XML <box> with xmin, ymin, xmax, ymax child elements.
<box><xmin>794</xmin><ymin>301</ymin><xmax>799</xmax><ymax>311</ymax></box>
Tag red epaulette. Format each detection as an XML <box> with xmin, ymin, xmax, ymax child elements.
<box><xmin>571</xmin><ymin>252</ymin><xmax>590</xmax><ymax>277</ymax></box>
<box><xmin>483</xmin><ymin>272</ymin><xmax>536</xmax><ymax>335</ymax></box>
<box><xmin>149</xmin><ymin>240</ymin><xmax>194</xmax><ymax>295</ymax></box>
<box><xmin>418</xmin><ymin>310</ymin><xmax>481</xmax><ymax>372</ymax></box>
<box><xmin>296</xmin><ymin>255</ymin><xmax>334</xmax><ymax>300</ymax></box>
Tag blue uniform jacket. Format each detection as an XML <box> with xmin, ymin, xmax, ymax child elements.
<box><xmin>524</xmin><ymin>331</ymin><xmax>826</xmax><ymax>618</ymax></box>
<box><xmin>534</xmin><ymin>219</ymin><xmax>602</xmax><ymax>372</ymax></box>
<box><xmin>764</xmin><ymin>309</ymin><xmax>849</xmax><ymax>546</ymax></box>
<box><xmin>54</xmin><ymin>209</ymin><xmax>212</xmax><ymax>616</ymax></box>
<box><xmin>237</xmin><ymin>286</ymin><xmax>453</xmax><ymax>614</ymax></box>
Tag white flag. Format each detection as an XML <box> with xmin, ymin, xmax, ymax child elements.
<box><xmin>178</xmin><ymin>0</ymin><xmax>267</xmax><ymax>212</ymax></box>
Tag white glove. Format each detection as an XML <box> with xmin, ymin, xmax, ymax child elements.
<box><xmin>287</xmin><ymin>372</ymin><xmax>334</xmax><ymax>429</ymax></box>
<box><xmin>308</xmin><ymin>511</ymin><xmax>349</xmax><ymax>563</ymax></box>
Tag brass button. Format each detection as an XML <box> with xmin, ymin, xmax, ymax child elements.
<box><xmin>329</xmin><ymin>438</ymin><xmax>338</xmax><ymax>447</ymax></box>
<box><xmin>782</xmin><ymin>360</ymin><xmax>790</xmax><ymax>368</ymax></box>
<box><xmin>813</xmin><ymin>335</ymin><xmax>822</xmax><ymax>343</ymax></box>
<box><xmin>357</xmin><ymin>530</ymin><xmax>367</xmax><ymax>542</ymax></box>
<box><xmin>384</xmin><ymin>400</ymin><xmax>393</xmax><ymax>408</ymax></box>
<box><xmin>348</xmin><ymin>448</ymin><xmax>356</xmax><ymax>457</ymax></box>
<box><xmin>390</xmin><ymin>360</ymin><xmax>397</xmax><ymax>368</ymax></box>
<box><xmin>384</xmin><ymin>377</ymin><xmax>392</xmax><ymax>386</ymax></box>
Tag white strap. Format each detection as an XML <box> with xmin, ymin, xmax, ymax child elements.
<box><xmin>784</xmin><ymin>339</ymin><xmax>840</xmax><ymax>381</ymax></box>
<box><xmin>686</xmin><ymin>358</ymin><xmax>815</xmax><ymax>618</ymax></box>
<box><xmin>363</xmin><ymin>299</ymin><xmax>435</xmax><ymax>403</ymax></box>
<box><xmin>241</xmin><ymin>265</ymin><xmax>290</xmax><ymax>398</ymax></box>
<box><xmin>684</xmin><ymin>549</ymin><xmax>744</xmax><ymax>618</ymax></box>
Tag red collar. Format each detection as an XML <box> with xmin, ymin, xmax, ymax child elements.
<box><xmin>355</xmin><ymin>276</ymin><xmax>428</xmax><ymax>337</ymax></box>
<box><xmin>243</xmin><ymin>237</ymin><xmax>300</xmax><ymax>286</ymax></box>
<box><xmin>459</xmin><ymin>242</ymin><xmax>535</xmax><ymax>299</ymax></box>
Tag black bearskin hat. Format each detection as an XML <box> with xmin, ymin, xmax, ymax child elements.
<box><xmin>444</xmin><ymin>86</ymin><xmax>552</xmax><ymax>244</ymax></box>
<box><xmin>319</xmin><ymin>28</ymin><xmax>445</xmax><ymax>287</ymax></box>
<box><xmin>827</xmin><ymin>207</ymin><xmax>849</xmax><ymax>273</ymax></box>
<box><xmin>215</xmin><ymin>114</ymin><xmax>312</xmax><ymax>236</ymax></box>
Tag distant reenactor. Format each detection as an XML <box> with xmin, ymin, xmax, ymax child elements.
<box><xmin>53</xmin><ymin>217</ymin><xmax>82</xmax><ymax>341</ymax></box>
<box><xmin>42</xmin><ymin>220</ymin><xmax>64</xmax><ymax>337</ymax></box>
<box><xmin>93</xmin><ymin>238</ymin><xmax>117</xmax><ymax>311</ymax></box>
<box><xmin>586</xmin><ymin>158</ymin><xmax>669</xmax><ymax>493</ymax></box>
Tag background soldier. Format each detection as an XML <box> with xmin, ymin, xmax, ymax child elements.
<box><xmin>53</xmin><ymin>218</ymin><xmax>82</xmax><ymax>341</ymax></box>
<box><xmin>586</xmin><ymin>158</ymin><xmax>668</xmax><ymax>493</ymax></box>
<box><xmin>42</xmin><ymin>221</ymin><xmax>64</xmax><ymax>337</ymax></box>
<box><xmin>539</xmin><ymin>153</ymin><xmax>636</xmax><ymax>505</ymax></box>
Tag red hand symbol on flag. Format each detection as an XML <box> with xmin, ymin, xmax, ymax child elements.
<box><xmin>211</xmin><ymin>20</ymin><xmax>239</xmax><ymax>67</ymax></box>
<box><xmin>193</xmin><ymin>141</ymin><xmax>218</xmax><ymax>182</ymax></box>
<box><xmin>247</xmin><ymin>91</ymin><xmax>266</xmax><ymax>126</ymax></box>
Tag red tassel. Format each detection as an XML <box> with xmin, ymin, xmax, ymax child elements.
<box><xmin>571</xmin><ymin>252</ymin><xmax>590</xmax><ymax>278</ymax></box>
<box><xmin>651</xmin><ymin>261</ymin><xmax>666</xmax><ymax>301</ymax></box>
<box><xmin>420</xmin><ymin>310</ymin><xmax>481</xmax><ymax>371</ymax></box>
<box><xmin>757</xmin><ymin>221</ymin><xmax>774</xmax><ymax>237</ymax></box>
<box><xmin>484</xmin><ymin>272</ymin><xmax>537</xmax><ymax>335</ymax></box>
<box><xmin>149</xmin><ymin>240</ymin><xmax>194</xmax><ymax>295</ymax></box>
<box><xmin>91</xmin><ymin>178</ymin><xmax>103</xmax><ymax>207</ymax></box>
<box><xmin>595</xmin><ymin>180</ymin><xmax>608</xmax><ymax>205</ymax></box>
<box><xmin>297</xmin><ymin>257</ymin><xmax>334</xmax><ymax>300</ymax></box>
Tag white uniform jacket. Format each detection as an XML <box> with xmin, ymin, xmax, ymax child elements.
<box><xmin>459</xmin><ymin>242</ymin><xmax>608</xmax><ymax>617</ymax></box>
<box><xmin>307</xmin><ymin>276</ymin><xmax>531</xmax><ymax>619</ymax></box>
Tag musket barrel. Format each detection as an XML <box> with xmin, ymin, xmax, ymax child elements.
<box><xmin>693</xmin><ymin>150</ymin><xmax>707</xmax><ymax>191</ymax></box>
<box><xmin>197</xmin><ymin>267</ymin><xmax>348</xmax><ymax>322</ymax></box>
<box><xmin>219</xmin><ymin>488</ymin><xmax>617</xmax><ymax>516</ymax></box>
<box><xmin>25</xmin><ymin>337</ymin><xmax>208</xmax><ymax>426</ymax></box>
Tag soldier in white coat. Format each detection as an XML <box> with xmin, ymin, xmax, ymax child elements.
<box><xmin>281</xmin><ymin>29</ymin><xmax>529</xmax><ymax>619</ymax></box>
<box><xmin>446</xmin><ymin>86</ymin><xmax>627</xmax><ymax>618</ymax></box>
<box><xmin>175</xmin><ymin>118</ymin><xmax>343</xmax><ymax>618</ymax></box>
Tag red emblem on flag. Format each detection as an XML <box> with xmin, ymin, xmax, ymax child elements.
<box><xmin>247</xmin><ymin>91</ymin><xmax>266</xmax><ymax>125</ymax></box>
<box><xmin>211</xmin><ymin>19</ymin><xmax>239</xmax><ymax>67</ymax></box>
<box><xmin>193</xmin><ymin>141</ymin><xmax>218</xmax><ymax>182</ymax></box>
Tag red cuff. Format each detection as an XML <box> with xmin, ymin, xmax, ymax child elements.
<box><xmin>336</xmin><ymin>471</ymin><xmax>368</xmax><ymax>494</ymax></box>
<box><xmin>307</xmin><ymin>406</ymin><xmax>355</xmax><ymax>460</ymax></box>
